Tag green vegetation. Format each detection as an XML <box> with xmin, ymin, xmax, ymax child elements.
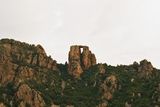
<box><xmin>0</xmin><ymin>39</ymin><xmax>160</xmax><ymax>107</ymax></box>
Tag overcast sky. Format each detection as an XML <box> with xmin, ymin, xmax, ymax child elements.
<box><xmin>0</xmin><ymin>0</ymin><xmax>160</xmax><ymax>68</ymax></box>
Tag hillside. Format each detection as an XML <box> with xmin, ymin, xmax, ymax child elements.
<box><xmin>0</xmin><ymin>38</ymin><xmax>160</xmax><ymax>107</ymax></box>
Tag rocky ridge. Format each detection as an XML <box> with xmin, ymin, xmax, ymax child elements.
<box><xmin>0</xmin><ymin>38</ymin><xmax>159</xmax><ymax>107</ymax></box>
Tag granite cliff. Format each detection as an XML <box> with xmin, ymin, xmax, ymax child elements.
<box><xmin>0</xmin><ymin>38</ymin><xmax>160</xmax><ymax>107</ymax></box>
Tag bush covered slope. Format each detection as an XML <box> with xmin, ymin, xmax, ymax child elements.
<box><xmin>0</xmin><ymin>39</ymin><xmax>160</xmax><ymax>107</ymax></box>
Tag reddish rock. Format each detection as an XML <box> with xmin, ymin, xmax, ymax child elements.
<box><xmin>100</xmin><ymin>75</ymin><xmax>117</xmax><ymax>100</ymax></box>
<box><xmin>68</xmin><ymin>45</ymin><xmax>96</xmax><ymax>78</ymax></box>
<box><xmin>91</xmin><ymin>54</ymin><xmax>96</xmax><ymax>66</ymax></box>
<box><xmin>0</xmin><ymin>62</ymin><xmax>15</xmax><ymax>85</ymax></box>
<box><xmin>0</xmin><ymin>103</ymin><xmax>6</xmax><ymax>107</ymax></box>
<box><xmin>97</xmin><ymin>101</ymin><xmax>108</xmax><ymax>107</ymax></box>
<box><xmin>0</xmin><ymin>39</ymin><xmax>58</xmax><ymax>86</ymax></box>
<box><xmin>16</xmin><ymin>84</ymin><xmax>45</xmax><ymax>107</ymax></box>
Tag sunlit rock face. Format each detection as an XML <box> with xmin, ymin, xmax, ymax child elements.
<box><xmin>0</xmin><ymin>39</ymin><xmax>58</xmax><ymax>86</ymax></box>
<box><xmin>68</xmin><ymin>45</ymin><xmax>96</xmax><ymax>78</ymax></box>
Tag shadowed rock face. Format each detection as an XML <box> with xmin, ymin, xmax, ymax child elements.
<box><xmin>68</xmin><ymin>45</ymin><xmax>96</xmax><ymax>78</ymax></box>
<box><xmin>138</xmin><ymin>59</ymin><xmax>154</xmax><ymax>78</ymax></box>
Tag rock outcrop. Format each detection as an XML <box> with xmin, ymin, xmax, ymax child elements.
<box><xmin>138</xmin><ymin>59</ymin><xmax>154</xmax><ymax>78</ymax></box>
<box><xmin>0</xmin><ymin>39</ymin><xmax>58</xmax><ymax>107</ymax></box>
<box><xmin>0</xmin><ymin>39</ymin><xmax>57</xmax><ymax>71</ymax></box>
<box><xmin>0</xmin><ymin>38</ymin><xmax>160</xmax><ymax>107</ymax></box>
<box><xmin>100</xmin><ymin>75</ymin><xmax>117</xmax><ymax>101</ymax></box>
<box><xmin>68</xmin><ymin>45</ymin><xmax>96</xmax><ymax>78</ymax></box>
<box><xmin>16</xmin><ymin>84</ymin><xmax>45</xmax><ymax>107</ymax></box>
<box><xmin>0</xmin><ymin>39</ymin><xmax>58</xmax><ymax>86</ymax></box>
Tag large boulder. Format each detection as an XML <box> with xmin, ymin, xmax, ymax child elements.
<box><xmin>68</xmin><ymin>45</ymin><xmax>96</xmax><ymax>78</ymax></box>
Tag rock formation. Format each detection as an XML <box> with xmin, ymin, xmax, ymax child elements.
<box><xmin>0</xmin><ymin>38</ymin><xmax>160</xmax><ymax>107</ymax></box>
<box><xmin>0</xmin><ymin>39</ymin><xmax>58</xmax><ymax>107</ymax></box>
<box><xmin>68</xmin><ymin>45</ymin><xmax>96</xmax><ymax>78</ymax></box>
<box><xmin>100</xmin><ymin>75</ymin><xmax>117</xmax><ymax>101</ymax></box>
<box><xmin>16</xmin><ymin>84</ymin><xmax>45</xmax><ymax>107</ymax></box>
<box><xmin>138</xmin><ymin>59</ymin><xmax>154</xmax><ymax>77</ymax></box>
<box><xmin>0</xmin><ymin>39</ymin><xmax>58</xmax><ymax>86</ymax></box>
<box><xmin>0</xmin><ymin>39</ymin><xmax>57</xmax><ymax>71</ymax></box>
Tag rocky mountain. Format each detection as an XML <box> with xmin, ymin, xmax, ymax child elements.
<box><xmin>0</xmin><ymin>38</ymin><xmax>160</xmax><ymax>107</ymax></box>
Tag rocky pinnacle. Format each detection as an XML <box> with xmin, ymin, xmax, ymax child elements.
<box><xmin>68</xmin><ymin>45</ymin><xmax>96</xmax><ymax>78</ymax></box>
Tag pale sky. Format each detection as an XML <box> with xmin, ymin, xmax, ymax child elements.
<box><xmin>0</xmin><ymin>0</ymin><xmax>160</xmax><ymax>68</ymax></box>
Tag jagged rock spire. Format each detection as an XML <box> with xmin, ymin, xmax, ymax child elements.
<box><xmin>68</xmin><ymin>45</ymin><xmax>96</xmax><ymax>78</ymax></box>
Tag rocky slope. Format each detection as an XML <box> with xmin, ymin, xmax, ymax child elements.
<box><xmin>0</xmin><ymin>38</ymin><xmax>160</xmax><ymax>107</ymax></box>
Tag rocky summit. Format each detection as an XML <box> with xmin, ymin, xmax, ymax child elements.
<box><xmin>68</xmin><ymin>45</ymin><xmax>96</xmax><ymax>78</ymax></box>
<box><xmin>0</xmin><ymin>38</ymin><xmax>160</xmax><ymax>107</ymax></box>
